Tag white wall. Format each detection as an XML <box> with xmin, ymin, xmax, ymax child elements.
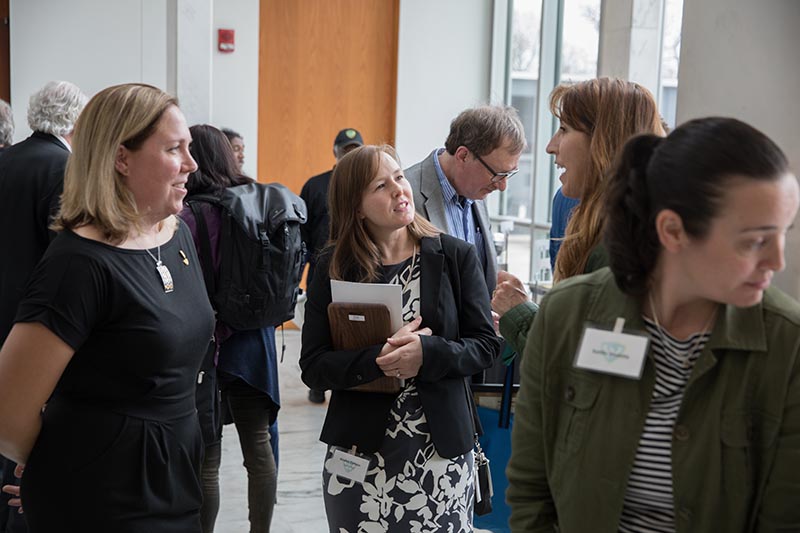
<box><xmin>9</xmin><ymin>0</ymin><xmax>170</xmax><ymax>141</ymax></box>
<box><xmin>8</xmin><ymin>0</ymin><xmax>260</xmax><ymax>178</ymax></box>
<box><xmin>176</xmin><ymin>0</ymin><xmax>213</xmax><ymax>128</ymax></box>
<box><xmin>9</xmin><ymin>0</ymin><xmax>483</xmax><ymax>175</ymax></box>
<box><xmin>211</xmin><ymin>0</ymin><xmax>259</xmax><ymax>178</ymax></box>
<box><xmin>394</xmin><ymin>0</ymin><xmax>494</xmax><ymax>166</ymax></box>
<box><xmin>676</xmin><ymin>0</ymin><xmax>800</xmax><ymax>297</ymax></box>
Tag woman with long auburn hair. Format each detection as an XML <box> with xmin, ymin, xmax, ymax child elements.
<box><xmin>300</xmin><ymin>144</ymin><xmax>500</xmax><ymax>532</ymax></box>
<box><xmin>552</xmin><ymin>77</ymin><xmax>666</xmax><ymax>279</ymax></box>
<box><xmin>492</xmin><ymin>77</ymin><xmax>666</xmax><ymax>353</ymax></box>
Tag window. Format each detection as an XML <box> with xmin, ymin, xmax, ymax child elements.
<box><xmin>491</xmin><ymin>0</ymin><xmax>600</xmax><ymax>285</ymax></box>
<box><xmin>560</xmin><ymin>0</ymin><xmax>600</xmax><ymax>82</ymax></box>
<box><xmin>492</xmin><ymin>0</ymin><xmax>684</xmax><ymax>285</ymax></box>
<box><xmin>504</xmin><ymin>0</ymin><xmax>543</xmax><ymax>223</ymax></box>
<box><xmin>660</xmin><ymin>0</ymin><xmax>684</xmax><ymax>129</ymax></box>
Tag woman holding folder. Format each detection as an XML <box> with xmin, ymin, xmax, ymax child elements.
<box><xmin>301</xmin><ymin>144</ymin><xmax>501</xmax><ymax>532</ymax></box>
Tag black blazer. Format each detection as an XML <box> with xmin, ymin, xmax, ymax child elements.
<box><xmin>300</xmin><ymin>233</ymin><xmax>501</xmax><ymax>458</ymax></box>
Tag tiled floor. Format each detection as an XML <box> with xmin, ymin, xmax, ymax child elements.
<box><xmin>215</xmin><ymin>329</ymin><xmax>329</xmax><ymax>533</ymax></box>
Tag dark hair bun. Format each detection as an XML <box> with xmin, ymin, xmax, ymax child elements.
<box><xmin>603</xmin><ymin>117</ymin><xmax>789</xmax><ymax>297</ymax></box>
<box><xmin>604</xmin><ymin>134</ymin><xmax>663</xmax><ymax>295</ymax></box>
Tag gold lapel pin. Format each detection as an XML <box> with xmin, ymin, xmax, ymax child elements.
<box><xmin>179</xmin><ymin>250</ymin><xmax>189</xmax><ymax>265</ymax></box>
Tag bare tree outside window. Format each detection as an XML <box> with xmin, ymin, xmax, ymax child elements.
<box><xmin>581</xmin><ymin>3</ymin><xmax>601</xmax><ymax>31</ymax></box>
<box><xmin>512</xmin><ymin>2</ymin><xmax>541</xmax><ymax>74</ymax></box>
<box><xmin>662</xmin><ymin>0</ymin><xmax>683</xmax><ymax>79</ymax></box>
<box><xmin>561</xmin><ymin>0</ymin><xmax>601</xmax><ymax>81</ymax></box>
<box><xmin>660</xmin><ymin>0</ymin><xmax>684</xmax><ymax>128</ymax></box>
<box><xmin>512</xmin><ymin>0</ymin><xmax>601</xmax><ymax>79</ymax></box>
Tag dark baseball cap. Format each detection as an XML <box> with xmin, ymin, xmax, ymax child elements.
<box><xmin>334</xmin><ymin>128</ymin><xmax>363</xmax><ymax>150</ymax></box>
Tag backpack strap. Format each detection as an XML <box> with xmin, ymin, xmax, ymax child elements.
<box><xmin>258</xmin><ymin>222</ymin><xmax>270</xmax><ymax>264</ymax></box>
<box><xmin>188</xmin><ymin>200</ymin><xmax>217</xmax><ymax>297</ymax></box>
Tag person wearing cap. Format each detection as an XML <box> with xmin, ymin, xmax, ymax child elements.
<box><xmin>405</xmin><ymin>105</ymin><xmax>525</xmax><ymax>297</ymax></box>
<box><xmin>300</xmin><ymin>127</ymin><xmax>363</xmax><ymax>403</ymax></box>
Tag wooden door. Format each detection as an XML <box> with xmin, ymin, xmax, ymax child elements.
<box><xmin>258</xmin><ymin>0</ymin><xmax>399</xmax><ymax>192</ymax></box>
<box><xmin>0</xmin><ymin>0</ymin><xmax>9</xmax><ymax>103</ymax></box>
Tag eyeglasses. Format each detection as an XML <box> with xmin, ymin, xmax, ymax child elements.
<box><xmin>471</xmin><ymin>151</ymin><xmax>520</xmax><ymax>183</ymax></box>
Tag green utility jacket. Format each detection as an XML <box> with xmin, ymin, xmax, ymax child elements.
<box><xmin>499</xmin><ymin>245</ymin><xmax>608</xmax><ymax>354</ymax></box>
<box><xmin>507</xmin><ymin>268</ymin><xmax>800</xmax><ymax>532</ymax></box>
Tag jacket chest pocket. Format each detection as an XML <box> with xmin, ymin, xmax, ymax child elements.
<box><xmin>720</xmin><ymin>411</ymin><xmax>779</xmax><ymax>492</ymax></box>
<box><xmin>550</xmin><ymin>374</ymin><xmax>602</xmax><ymax>454</ymax></box>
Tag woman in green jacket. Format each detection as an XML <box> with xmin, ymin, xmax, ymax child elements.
<box><xmin>507</xmin><ymin>117</ymin><xmax>800</xmax><ymax>532</ymax></box>
<box><xmin>493</xmin><ymin>77</ymin><xmax>664</xmax><ymax>354</ymax></box>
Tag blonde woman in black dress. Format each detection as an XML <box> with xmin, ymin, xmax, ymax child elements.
<box><xmin>0</xmin><ymin>83</ymin><xmax>214</xmax><ymax>532</ymax></box>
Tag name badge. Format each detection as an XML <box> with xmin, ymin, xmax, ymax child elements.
<box><xmin>326</xmin><ymin>447</ymin><xmax>370</xmax><ymax>484</ymax></box>
<box><xmin>573</xmin><ymin>318</ymin><xmax>649</xmax><ymax>379</ymax></box>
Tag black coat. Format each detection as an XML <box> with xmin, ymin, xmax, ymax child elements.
<box><xmin>300</xmin><ymin>233</ymin><xmax>501</xmax><ymax>458</ymax></box>
<box><xmin>0</xmin><ymin>132</ymin><xmax>69</xmax><ymax>343</ymax></box>
<box><xmin>299</xmin><ymin>168</ymin><xmax>332</xmax><ymax>288</ymax></box>
<box><xmin>0</xmin><ymin>133</ymin><xmax>68</xmax><ymax>532</ymax></box>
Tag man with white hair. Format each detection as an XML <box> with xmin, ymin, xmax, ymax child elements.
<box><xmin>0</xmin><ymin>80</ymin><xmax>87</xmax><ymax>533</ymax></box>
<box><xmin>0</xmin><ymin>99</ymin><xmax>13</xmax><ymax>151</ymax></box>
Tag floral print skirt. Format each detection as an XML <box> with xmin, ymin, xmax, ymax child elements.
<box><xmin>322</xmin><ymin>381</ymin><xmax>474</xmax><ymax>533</ymax></box>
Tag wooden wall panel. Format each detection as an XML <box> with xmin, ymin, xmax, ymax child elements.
<box><xmin>258</xmin><ymin>0</ymin><xmax>399</xmax><ymax>193</ymax></box>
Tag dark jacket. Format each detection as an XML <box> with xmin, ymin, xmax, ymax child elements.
<box><xmin>299</xmin><ymin>168</ymin><xmax>332</xmax><ymax>288</ymax></box>
<box><xmin>0</xmin><ymin>132</ymin><xmax>67</xmax><ymax>533</ymax></box>
<box><xmin>300</xmin><ymin>233</ymin><xmax>501</xmax><ymax>458</ymax></box>
<box><xmin>0</xmin><ymin>132</ymin><xmax>69</xmax><ymax>344</ymax></box>
<box><xmin>178</xmin><ymin>201</ymin><xmax>281</xmax><ymax>433</ymax></box>
<box><xmin>507</xmin><ymin>268</ymin><xmax>800</xmax><ymax>532</ymax></box>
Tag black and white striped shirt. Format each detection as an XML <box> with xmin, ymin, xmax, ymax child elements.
<box><xmin>618</xmin><ymin>318</ymin><xmax>711</xmax><ymax>533</ymax></box>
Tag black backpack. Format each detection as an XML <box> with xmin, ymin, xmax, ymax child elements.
<box><xmin>187</xmin><ymin>182</ymin><xmax>307</xmax><ymax>330</ymax></box>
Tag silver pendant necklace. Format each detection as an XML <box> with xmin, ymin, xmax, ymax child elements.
<box><xmin>144</xmin><ymin>245</ymin><xmax>174</xmax><ymax>293</ymax></box>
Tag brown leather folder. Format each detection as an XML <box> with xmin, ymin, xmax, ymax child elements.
<box><xmin>327</xmin><ymin>302</ymin><xmax>401</xmax><ymax>394</ymax></box>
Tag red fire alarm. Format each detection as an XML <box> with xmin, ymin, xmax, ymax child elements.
<box><xmin>218</xmin><ymin>29</ymin><xmax>235</xmax><ymax>53</ymax></box>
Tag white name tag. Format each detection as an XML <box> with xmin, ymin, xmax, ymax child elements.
<box><xmin>574</xmin><ymin>319</ymin><xmax>649</xmax><ymax>379</ymax></box>
<box><xmin>327</xmin><ymin>448</ymin><xmax>370</xmax><ymax>484</ymax></box>
<box><xmin>348</xmin><ymin>314</ymin><xmax>366</xmax><ymax>322</ymax></box>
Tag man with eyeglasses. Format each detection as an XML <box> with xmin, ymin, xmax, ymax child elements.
<box><xmin>405</xmin><ymin>104</ymin><xmax>525</xmax><ymax>295</ymax></box>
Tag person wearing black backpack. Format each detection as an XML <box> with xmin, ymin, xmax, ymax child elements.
<box><xmin>179</xmin><ymin>125</ymin><xmax>284</xmax><ymax>533</ymax></box>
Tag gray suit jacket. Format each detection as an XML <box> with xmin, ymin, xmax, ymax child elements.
<box><xmin>405</xmin><ymin>150</ymin><xmax>497</xmax><ymax>294</ymax></box>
